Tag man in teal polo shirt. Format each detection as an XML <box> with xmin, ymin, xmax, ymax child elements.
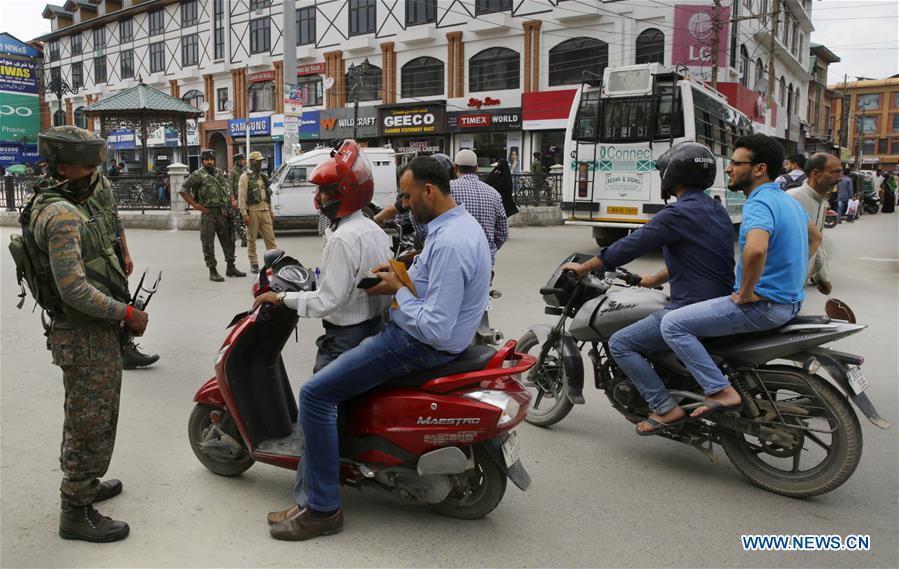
<box><xmin>658</xmin><ymin>134</ymin><xmax>822</xmax><ymax>417</ymax></box>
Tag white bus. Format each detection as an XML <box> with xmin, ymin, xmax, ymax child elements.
<box><xmin>561</xmin><ymin>63</ymin><xmax>754</xmax><ymax>246</ymax></box>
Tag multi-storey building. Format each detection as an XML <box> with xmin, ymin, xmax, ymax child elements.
<box><xmin>37</xmin><ymin>0</ymin><xmax>816</xmax><ymax>173</ymax></box>
<box><xmin>829</xmin><ymin>76</ymin><xmax>899</xmax><ymax>172</ymax></box>
<box><xmin>804</xmin><ymin>42</ymin><xmax>839</xmax><ymax>155</ymax></box>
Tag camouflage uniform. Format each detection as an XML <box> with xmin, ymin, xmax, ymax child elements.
<box><xmin>28</xmin><ymin>177</ymin><xmax>130</xmax><ymax>507</ymax></box>
<box><xmin>227</xmin><ymin>163</ymin><xmax>248</xmax><ymax>246</ymax></box>
<box><xmin>182</xmin><ymin>167</ymin><xmax>236</xmax><ymax>270</ymax></box>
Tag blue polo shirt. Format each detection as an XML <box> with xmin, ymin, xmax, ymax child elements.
<box><xmin>737</xmin><ymin>182</ymin><xmax>809</xmax><ymax>304</ymax></box>
<box><xmin>599</xmin><ymin>190</ymin><xmax>735</xmax><ymax>308</ymax></box>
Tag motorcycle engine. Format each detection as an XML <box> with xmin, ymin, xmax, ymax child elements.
<box><xmin>374</xmin><ymin>467</ymin><xmax>454</xmax><ymax>504</ymax></box>
<box><xmin>603</xmin><ymin>365</ymin><xmax>651</xmax><ymax>421</ymax></box>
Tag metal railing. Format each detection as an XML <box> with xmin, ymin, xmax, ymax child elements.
<box><xmin>477</xmin><ymin>172</ymin><xmax>563</xmax><ymax>207</ymax></box>
<box><xmin>109</xmin><ymin>175</ymin><xmax>171</xmax><ymax>211</ymax></box>
<box><xmin>2</xmin><ymin>176</ymin><xmax>38</xmax><ymax>212</ymax></box>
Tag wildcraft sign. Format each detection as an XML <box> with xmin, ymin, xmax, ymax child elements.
<box><xmin>319</xmin><ymin>107</ymin><xmax>378</xmax><ymax>138</ymax></box>
<box><xmin>378</xmin><ymin>104</ymin><xmax>445</xmax><ymax>136</ymax></box>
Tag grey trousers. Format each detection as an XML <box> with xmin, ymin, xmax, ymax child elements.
<box><xmin>312</xmin><ymin>316</ymin><xmax>385</xmax><ymax>373</ymax></box>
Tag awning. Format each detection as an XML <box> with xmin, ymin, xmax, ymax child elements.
<box><xmin>522</xmin><ymin>89</ymin><xmax>577</xmax><ymax>130</ymax></box>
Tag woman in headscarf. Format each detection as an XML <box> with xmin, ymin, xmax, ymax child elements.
<box><xmin>486</xmin><ymin>158</ymin><xmax>518</xmax><ymax>218</ymax></box>
<box><xmin>880</xmin><ymin>171</ymin><xmax>895</xmax><ymax>213</ymax></box>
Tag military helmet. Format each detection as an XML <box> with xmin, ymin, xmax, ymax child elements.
<box><xmin>200</xmin><ymin>149</ymin><xmax>216</xmax><ymax>161</ymax></box>
<box><xmin>38</xmin><ymin>126</ymin><xmax>107</xmax><ymax>167</ymax></box>
<box><xmin>655</xmin><ymin>141</ymin><xmax>716</xmax><ymax>193</ymax></box>
<box><xmin>248</xmin><ymin>151</ymin><xmax>264</xmax><ymax>161</ymax></box>
<box><xmin>233</xmin><ymin>153</ymin><xmax>245</xmax><ymax>161</ymax></box>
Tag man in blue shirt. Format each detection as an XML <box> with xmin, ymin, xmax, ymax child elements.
<box><xmin>268</xmin><ymin>156</ymin><xmax>491</xmax><ymax>541</ymax></box>
<box><xmin>562</xmin><ymin>142</ymin><xmax>734</xmax><ymax>433</ymax></box>
<box><xmin>660</xmin><ymin>134</ymin><xmax>821</xmax><ymax>417</ymax></box>
<box><xmin>836</xmin><ymin>168</ymin><xmax>854</xmax><ymax>223</ymax></box>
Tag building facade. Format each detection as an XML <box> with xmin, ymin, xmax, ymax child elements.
<box><xmin>37</xmin><ymin>0</ymin><xmax>817</xmax><ymax>172</ymax></box>
<box><xmin>829</xmin><ymin>77</ymin><xmax>899</xmax><ymax>172</ymax></box>
<box><xmin>804</xmin><ymin>42</ymin><xmax>839</xmax><ymax>155</ymax></box>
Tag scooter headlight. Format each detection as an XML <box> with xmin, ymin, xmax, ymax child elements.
<box><xmin>464</xmin><ymin>390</ymin><xmax>520</xmax><ymax>426</ymax></box>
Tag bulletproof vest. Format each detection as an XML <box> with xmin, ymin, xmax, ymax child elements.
<box><xmin>87</xmin><ymin>176</ymin><xmax>120</xmax><ymax>242</ymax></box>
<box><xmin>14</xmin><ymin>183</ymin><xmax>130</xmax><ymax>325</ymax></box>
<box><xmin>245</xmin><ymin>170</ymin><xmax>270</xmax><ymax>205</ymax></box>
<box><xmin>228</xmin><ymin>166</ymin><xmax>245</xmax><ymax>199</ymax></box>
<box><xmin>192</xmin><ymin>168</ymin><xmax>229</xmax><ymax>207</ymax></box>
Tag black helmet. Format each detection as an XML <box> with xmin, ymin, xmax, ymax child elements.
<box><xmin>656</xmin><ymin>142</ymin><xmax>716</xmax><ymax>194</ymax></box>
<box><xmin>200</xmin><ymin>149</ymin><xmax>216</xmax><ymax>161</ymax></box>
<box><xmin>233</xmin><ymin>153</ymin><xmax>245</xmax><ymax>161</ymax></box>
<box><xmin>38</xmin><ymin>126</ymin><xmax>107</xmax><ymax>167</ymax></box>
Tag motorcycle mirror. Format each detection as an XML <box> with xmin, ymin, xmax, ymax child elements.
<box><xmin>825</xmin><ymin>298</ymin><xmax>856</xmax><ymax>324</ymax></box>
<box><xmin>263</xmin><ymin>248</ymin><xmax>285</xmax><ymax>269</ymax></box>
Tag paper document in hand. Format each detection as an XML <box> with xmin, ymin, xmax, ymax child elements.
<box><xmin>390</xmin><ymin>259</ymin><xmax>417</xmax><ymax>309</ymax></box>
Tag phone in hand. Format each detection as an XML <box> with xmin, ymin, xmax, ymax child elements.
<box><xmin>357</xmin><ymin>273</ymin><xmax>382</xmax><ymax>289</ymax></box>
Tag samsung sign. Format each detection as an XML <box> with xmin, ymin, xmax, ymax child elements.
<box><xmin>228</xmin><ymin>116</ymin><xmax>271</xmax><ymax>137</ymax></box>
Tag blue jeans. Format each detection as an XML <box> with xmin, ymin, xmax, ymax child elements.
<box><xmin>837</xmin><ymin>199</ymin><xmax>849</xmax><ymax>223</ymax></box>
<box><xmin>293</xmin><ymin>322</ymin><xmax>456</xmax><ymax>511</ymax></box>
<box><xmin>660</xmin><ymin>296</ymin><xmax>801</xmax><ymax>395</ymax></box>
<box><xmin>608</xmin><ymin>309</ymin><xmax>677</xmax><ymax>415</ymax></box>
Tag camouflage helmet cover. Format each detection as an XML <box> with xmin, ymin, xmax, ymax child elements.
<box><xmin>38</xmin><ymin>126</ymin><xmax>107</xmax><ymax>167</ymax></box>
<box><xmin>248</xmin><ymin>151</ymin><xmax>264</xmax><ymax>161</ymax></box>
<box><xmin>200</xmin><ymin>148</ymin><xmax>216</xmax><ymax>161</ymax></box>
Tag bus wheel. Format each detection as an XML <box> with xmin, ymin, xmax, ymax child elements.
<box><xmin>592</xmin><ymin>227</ymin><xmax>628</xmax><ymax>248</ymax></box>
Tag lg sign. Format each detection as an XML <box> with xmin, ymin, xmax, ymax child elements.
<box><xmin>383</xmin><ymin>112</ymin><xmax>435</xmax><ymax>128</ymax></box>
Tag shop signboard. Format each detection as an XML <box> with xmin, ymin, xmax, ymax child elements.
<box><xmin>672</xmin><ymin>4</ymin><xmax>730</xmax><ymax>71</ymax></box>
<box><xmin>299</xmin><ymin>110</ymin><xmax>320</xmax><ymax>140</ymax></box>
<box><xmin>446</xmin><ymin>107</ymin><xmax>522</xmax><ymax>132</ymax></box>
<box><xmin>228</xmin><ymin>116</ymin><xmax>272</xmax><ymax>137</ymax></box>
<box><xmin>0</xmin><ymin>90</ymin><xmax>40</xmax><ymax>143</ymax></box>
<box><xmin>107</xmin><ymin>128</ymin><xmax>136</xmax><ymax>150</ymax></box>
<box><xmin>187</xmin><ymin>119</ymin><xmax>200</xmax><ymax>146</ymax></box>
<box><xmin>0</xmin><ymin>141</ymin><xmax>39</xmax><ymax>166</ymax></box>
<box><xmin>0</xmin><ymin>56</ymin><xmax>39</xmax><ymax>94</ymax></box>
<box><xmin>147</xmin><ymin>126</ymin><xmax>180</xmax><ymax>147</ymax></box>
<box><xmin>378</xmin><ymin>104</ymin><xmax>445</xmax><ymax>137</ymax></box>
<box><xmin>0</xmin><ymin>33</ymin><xmax>42</xmax><ymax>59</ymax></box>
<box><xmin>319</xmin><ymin>107</ymin><xmax>378</xmax><ymax>139</ymax></box>
<box><xmin>522</xmin><ymin>90</ymin><xmax>577</xmax><ymax>130</ymax></box>
<box><xmin>248</xmin><ymin>70</ymin><xmax>276</xmax><ymax>84</ymax></box>
<box><xmin>297</xmin><ymin>62</ymin><xmax>326</xmax><ymax>76</ymax></box>
<box><xmin>393</xmin><ymin>139</ymin><xmax>444</xmax><ymax>154</ymax></box>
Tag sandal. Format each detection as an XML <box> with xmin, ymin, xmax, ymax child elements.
<box><xmin>635</xmin><ymin>415</ymin><xmax>687</xmax><ymax>437</ymax></box>
<box><xmin>689</xmin><ymin>399</ymin><xmax>742</xmax><ymax>418</ymax></box>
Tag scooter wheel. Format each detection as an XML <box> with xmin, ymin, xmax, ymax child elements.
<box><xmin>188</xmin><ymin>403</ymin><xmax>254</xmax><ymax>476</ymax></box>
<box><xmin>428</xmin><ymin>447</ymin><xmax>506</xmax><ymax>520</ymax></box>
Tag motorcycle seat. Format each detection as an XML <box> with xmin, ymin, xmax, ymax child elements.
<box><xmin>784</xmin><ymin>315</ymin><xmax>831</xmax><ymax>326</ymax></box>
<box><xmin>384</xmin><ymin>345</ymin><xmax>497</xmax><ymax>388</ymax></box>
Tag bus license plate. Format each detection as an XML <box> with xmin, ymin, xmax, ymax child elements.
<box><xmin>607</xmin><ymin>206</ymin><xmax>638</xmax><ymax>215</ymax></box>
<box><xmin>501</xmin><ymin>431</ymin><xmax>521</xmax><ymax>467</ymax></box>
<box><xmin>847</xmin><ymin>366</ymin><xmax>869</xmax><ymax>395</ymax></box>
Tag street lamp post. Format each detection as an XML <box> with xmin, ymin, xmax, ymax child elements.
<box><xmin>45</xmin><ymin>75</ymin><xmax>78</xmax><ymax>126</ymax></box>
<box><xmin>347</xmin><ymin>59</ymin><xmax>372</xmax><ymax>140</ymax></box>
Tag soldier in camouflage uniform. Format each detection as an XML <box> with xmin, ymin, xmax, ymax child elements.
<box><xmin>228</xmin><ymin>153</ymin><xmax>248</xmax><ymax>248</ymax></box>
<box><xmin>178</xmin><ymin>149</ymin><xmax>247</xmax><ymax>281</ymax></box>
<box><xmin>238</xmin><ymin>150</ymin><xmax>278</xmax><ymax>273</ymax></box>
<box><xmin>23</xmin><ymin>126</ymin><xmax>150</xmax><ymax>542</ymax></box>
<box><xmin>88</xmin><ymin>178</ymin><xmax>160</xmax><ymax>369</ymax></box>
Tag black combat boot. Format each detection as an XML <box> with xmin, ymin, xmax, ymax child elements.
<box><xmin>59</xmin><ymin>503</ymin><xmax>130</xmax><ymax>542</ymax></box>
<box><xmin>209</xmin><ymin>268</ymin><xmax>225</xmax><ymax>282</ymax></box>
<box><xmin>250</xmin><ymin>264</ymin><xmax>260</xmax><ymax>274</ymax></box>
<box><xmin>93</xmin><ymin>479</ymin><xmax>123</xmax><ymax>503</ymax></box>
<box><xmin>241</xmin><ymin>238</ymin><xmax>248</xmax><ymax>248</ymax></box>
<box><xmin>122</xmin><ymin>340</ymin><xmax>159</xmax><ymax>370</ymax></box>
<box><xmin>226</xmin><ymin>263</ymin><xmax>247</xmax><ymax>277</ymax></box>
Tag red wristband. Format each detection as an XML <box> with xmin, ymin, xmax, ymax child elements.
<box><xmin>125</xmin><ymin>305</ymin><xmax>134</xmax><ymax>321</ymax></box>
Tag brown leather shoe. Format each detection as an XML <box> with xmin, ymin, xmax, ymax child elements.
<box><xmin>270</xmin><ymin>508</ymin><xmax>343</xmax><ymax>541</ymax></box>
<box><xmin>267</xmin><ymin>504</ymin><xmax>300</xmax><ymax>525</ymax></box>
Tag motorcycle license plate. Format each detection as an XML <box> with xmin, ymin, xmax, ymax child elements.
<box><xmin>502</xmin><ymin>431</ymin><xmax>521</xmax><ymax>467</ymax></box>
<box><xmin>847</xmin><ymin>366</ymin><xmax>870</xmax><ymax>395</ymax></box>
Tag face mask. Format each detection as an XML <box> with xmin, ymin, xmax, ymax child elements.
<box><xmin>250</xmin><ymin>162</ymin><xmax>261</xmax><ymax>172</ymax></box>
<box><xmin>203</xmin><ymin>163</ymin><xmax>216</xmax><ymax>173</ymax></box>
<box><xmin>319</xmin><ymin>199</ymin><xmax>341</xmax><ymax>222</ymax></box>
<box><xmin>60</xmin><ymin>171</ymin><xmax>101</xmax><ymax>204</ymax></box>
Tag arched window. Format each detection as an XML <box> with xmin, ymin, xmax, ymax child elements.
<box><xmin>73</xmin><ymin>106</ymin><xmax>87</xmax><ymax>128</ymax></box>
<box><xmin>779</xmin><ymin>76</ymin><xmax>786</xmax><ymax>107</ymax></box>
<box><xmin>345</xmin><ymin>62</ymin><xmax>382</xmax><ymax>102</ymax></box>
<box><xmin>787</xmin><ymin>83</ymin><xmax>794</xmax><ymax>116</ymax></box>
<box><xmin>53</xmin><ymin>108</ymin><xmax>67</xmax><ymax>126</ymax></box>
<box><xmin>635</xmin><ymin>28</ymin><xmax>664</xmax><ymax>64</ymax></box>
<box><xmin>249</xmin><ymin>80</ymin><xmax>275</xmax><ymax>112</ymax></box>
<box><xmin>549</xmin><ymin>37</ymin><xmax>608</xmax><ymax>86</ymax></box>
<box><xmin>755</xmin><ymin>58</ymin><xmax>765</xmax><ymax>92</ymax></box>
<box><xmin>740</xmin><ymin>45</ymin><xmax>749</xmax><ymax>87</ymax></box>
<box><xmin>182</xmin><ymin>89</ymin><xmax>205</xmax><ymax>109</ymax></box>
<box><xmin>469</xmin><ymin>47</ymin><xmax>519</xmax><ymax>92</ymax></box>
<box><xmin>401</xmin><ymin>57</ymin><xmax>443</xmax><ymax>98</ymax></box>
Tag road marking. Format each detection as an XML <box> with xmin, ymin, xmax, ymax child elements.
<box><xmin>859</xmin><ymin>257</ymin><xmax>899</xmax><ymax>262</ymax></box>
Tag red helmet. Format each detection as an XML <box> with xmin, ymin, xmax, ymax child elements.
<box><xmin>308</xmin><ymin>139</ymin><xmax>374</xmax><ymax>220</ymax></box>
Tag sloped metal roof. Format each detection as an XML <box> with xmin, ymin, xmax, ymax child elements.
<box><xmin>83</xmin><ymin>82</ymin><xmax>203</xmax><ymax>116</ymax></box>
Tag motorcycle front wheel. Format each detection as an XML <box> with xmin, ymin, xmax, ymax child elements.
<box><xmin>188</xmin><ymin>403</ymin><xmax>255</xmax><ymax>476</ymax></box>
<box><xmin>863</xmin><ymin>202</ymin><xmax>880</xmax><ymax>214</ymax></box>
<box><xmin>517</xmin><ymin>331</ymin><xmax>574</xmax><ymax>427</ymax></box>
<box><xmin>428</xmin><ymin>447</ymin><xmax>506</xmax><ymax>520</ymax></box>
<box><xmin>721</xmin><ymin>367</ymin><xmax>862</xmax><ymax>498</ymax></box>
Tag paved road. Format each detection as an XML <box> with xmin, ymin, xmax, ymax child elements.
<box><xmin>1</xmin><ymin>214</ymin><xmax>897</xmax><ymax>568</ymax></box>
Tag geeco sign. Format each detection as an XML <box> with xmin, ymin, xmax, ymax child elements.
<box><xmin>378</xmin><ymin>104</ymin><xmax>445</xmax><ymax>136</ymax></box>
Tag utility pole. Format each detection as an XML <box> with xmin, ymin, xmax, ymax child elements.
<box><xmin>766</xmin><ymin>0</ymin><xmax>780</xmax><ymax>111</ymax></box>
<box><xmin>710</xmin><ymin>0</ymin><xmax>722</xmax><ymax>90</ymax></box>
<box><xmin>838</xmin><ymin>74</ymin><xmax>849</xmax><ymax>159</ymax></box>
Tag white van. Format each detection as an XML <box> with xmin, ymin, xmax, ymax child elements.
<box><xmin>269</xmin><ymin>147</ymin><xmax>398</xmax><ymax>228</ymax></box>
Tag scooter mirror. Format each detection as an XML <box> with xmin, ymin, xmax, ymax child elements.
<box><xmin>263</xmin><ymin>248</ymin><xmax>285</xmax><ymax>269</ymax></box>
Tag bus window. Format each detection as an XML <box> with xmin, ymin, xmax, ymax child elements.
<box><xmin>653</xmin><ymin>86</ymin><xmax>684</xmax><ymax>139</ymax></box>
<box><xmin>695</xmin><ymin>109</ymin><xmax>714</xmax><ymax>150</ymax></box>
<box><xmin>574</xmin><ymin>90</ymin><xmax>601</xmax><ymax>142</ymax></box>
<box><xmin>601</xmin><ymin>96</ymin><xmax>653</xmax><ymax>143</ymax></box>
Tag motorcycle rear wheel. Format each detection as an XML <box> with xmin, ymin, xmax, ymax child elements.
<box><xmin>864</xmin><ymin>202</ymin><xmax>880</xmax><ymax>214</ymax></box>
<box><xmin>428</xmin><ymin>447</ymin><xmax>506</xmax><ymax>520</ymax></box>
<box><xmin>721</xmin><ymin>367</ymin><xmax>862</xmax><ymax>498</ymax></box>
<box><xmin>517</xmin><ymin>331</ymin><xmax>574</xmax><ymax>427</ymax></box>
<box><xmin>188</xmin><ymin>403</ymin><xmax>255</xmax><ymax>476</ymax></box>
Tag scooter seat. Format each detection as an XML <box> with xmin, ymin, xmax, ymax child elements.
<box><xmin>785</xmin><ymin>315</ymin><xmax>831</xmax><ymax>326</ymax></box>
<box><xmin>384</xmin><ymin>345</ymin><xmax>497</xmax><ymax>388</ymax></box>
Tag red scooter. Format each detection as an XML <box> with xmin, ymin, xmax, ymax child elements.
<box><xmin>188</xmin><ymin>250</ymin><xmax>535</xmax><ymax>519</ymax></box>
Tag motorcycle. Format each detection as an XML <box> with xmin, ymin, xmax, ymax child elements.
<box><xmin>519</xmin><ymin>254</ymin><xmax>890</xmax><ymax>497</ymax></box>
<box><xmin>824</xmin><ymin>208</ymin><xmax>838</xmax><ymax>229</ymax></box>
<box><xmin>188</xmin><ymin>249</ymin><xmax>535</xmax><ymax>519</ymax></box>
<box><xmin>862</xmin><ymin>190</ymin><xmax>881</xmax><ymax>215</ymax></box>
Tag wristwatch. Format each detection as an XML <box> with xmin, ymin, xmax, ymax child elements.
<box><xmin>276</xmin><ymin>292</ymin><xmax>286</xmax><ymax>305</ymax></box>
